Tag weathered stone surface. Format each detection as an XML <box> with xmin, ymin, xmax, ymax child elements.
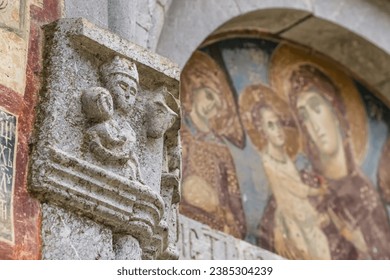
<box><xmin>0</xmin><ymin>0</ymin><xmax>29</xmax><ymax>95</ymax></box>
<box><xmin>113</xmin><ymin>234</ymin><xmax>142</xmax><ymax>260</ymax></box>
<box><xmin>178</xmin><ymin>215</ymin><xmax>282</xmax><ymax>260</ymax></box>
<box><xmin>280</xmin><ymin>17</ymin><xmax>390</xmax><ymax>87</ymax></box>
<box><xmin>65</xmin><ymin>0</ymin><xmax>109</xmax><ymax>29</ymax></box>
<box><xmin>41</xmin><ymin>203</ymin><xmax>114</xmax><ymax>260</ymax></box>
<box><xmin>376</xmin><ymin>79</ymin><xmax>390</xmax><ymax>107</ymax></box>
<box><xmin>233</xmin><ymin>0</ymin><xmax>313</xmax><ymax>13</ymax></box>
<box><xmin>155</xmin><ymin>0</ymin><xmax>390</xmax><ymax>108</ymax></box>
<box><xmin>157</xmin><ymin>0</ymin><xmax>240</xmax><ymax>67</ymax></box>
<box><xmin>213</xmin><ymin>9</ymin><xmax>310</xmax><ymax>37</ymax></box>
<box><xmin>108</xmin><ymin>0</ymin><xmax>173</xmax><ymax>50</ymax></box>
<box><xmin>311</xmin><ymin>0</ymin><xmax>390</xmax><ymax>54</ymax></box>
<box><xmin>156</xmin><ymin>0</ymin><xmax>313</xmax><ymax>67</ymax></box>
<box><xmin>29</xmin><ymin>18</ymin><xmax>181</xmax><ymax>259</ymax></box>
<box><xmin>157</xmin><ymin>0</ymin><xmax>390</xmax><ymax>70</ymax></box>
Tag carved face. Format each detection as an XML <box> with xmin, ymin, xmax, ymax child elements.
<box><xmin>97</xmin><ymin>90</ymin><xmax>114</xmax><ymax>120</ymax></box>
<box><xmin>193</xmin><ymin>87</ymin><xmax>222</xmax><ymax>120</ymax></box>
<box><xmin>82</xmin><ymin>87</ymin><xmax>113</xmax><ymax>122</ymax></box>
<box><xmin>147</xmin><ymin>100</ymin><xmax>178</xmax><ymax>138</ymax></box>
<box><xmin>297</xmin><ymin>90</ymin><xmax>340</xmax><ymax>156</ymax></box>
<box><xmin>260</xmin><ymin>108</ymin><xmax>285</xmax><ymax>148</ymax></box>
<box><xmin>105</xmin><ymin>74</ymin><xmax>138</xmax><ymax>112</ymax></box>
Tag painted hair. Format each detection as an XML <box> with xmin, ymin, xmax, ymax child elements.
<box><xmin>289</xmin><ymin>64</ymin><xmax>347</xmax><ymax>130</ymax></box>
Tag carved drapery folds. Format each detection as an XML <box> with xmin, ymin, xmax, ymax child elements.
<box><xmin>29</xmin><ymin>19</ymin><xmax>181</xmax><ymax>259</ymax></box>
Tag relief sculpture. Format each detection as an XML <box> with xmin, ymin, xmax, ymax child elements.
<box><xmin>181</xmin><ymin>40</ymin><xmax>390</xmax><ymax>259</ymax></box>
<box><xmin>29</xmin><ymin>19</ymin><xmax>181</xmax><ymax>259</ymax></box>
<box><xmin>82</xmin><ymin>56</ymin><xmax>142</xmax><ymax>181</ymax></box>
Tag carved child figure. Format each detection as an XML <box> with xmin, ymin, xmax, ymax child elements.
<box><xmin>81</xmin><ymin>86</ymin><xmax>142</xmax><ymax>181</ymax></box>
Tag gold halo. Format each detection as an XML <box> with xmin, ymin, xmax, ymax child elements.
<box><xmin>269</xmin><ymin>44</ymin><xmax>368</xmax><ymax>163</ymax></box>
<box><xmin>239</xmin><ymin>83</ymin><xmax>301</xmax><ymax>158</ymax></box>
<box><xmin>181</xmin><ymin>51</ymin><xmax>245</xmax><ymax>148</ymax></box>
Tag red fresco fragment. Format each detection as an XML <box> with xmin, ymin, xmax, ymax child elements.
<box><xmin>0</xmin><ymin>0</ymin><xmax>61</xmax><ymax>259</ymax></box>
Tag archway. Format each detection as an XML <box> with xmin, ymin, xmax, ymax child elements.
<box><xmin>171</xmin><ymin>4</ymin><xmax>390</xmax><ymax>259</ymax></box>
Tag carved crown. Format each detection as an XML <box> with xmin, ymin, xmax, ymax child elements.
<box><xmin>100</xmin><ymin>56</ymin><xmax>139</xmax><ymax>84</ymax></box>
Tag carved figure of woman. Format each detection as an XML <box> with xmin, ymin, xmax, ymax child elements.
<box><xmin>81</xmin><ymin>86</ymin><xmax>141</xmax><ymax>180</ymax></box>
<box><xmin>288</xmin><ymin>64</ymin><xmax>390</xmax><ymax>259</ymax></box>
<box><xmin>180</xmin><ymin>51</ymin><xmax>246</xmax><ymax>239</ymax></box>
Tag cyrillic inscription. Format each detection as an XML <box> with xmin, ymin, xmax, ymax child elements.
<box><xmin>0</xmin><ymin>109</ymin><xmax>17</xmax><ymax>243</ymax></box>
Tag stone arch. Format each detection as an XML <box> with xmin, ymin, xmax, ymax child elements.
<box><xmin>172</xmin><ymin>0</ymin><xmax>390</xmax><ymax>259</ymax></box>
<box><xmin>156</xmin><ymin>0</ymin><xmax>390</xmax><ymax>104</ymax></box>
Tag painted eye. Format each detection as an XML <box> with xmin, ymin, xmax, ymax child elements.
<box><xmin>268</xmin><ymin>121</ymin><xmax>274</xmax><ymax>129</ymax></box>
<box><xmin>298</xmin><ymin>108</ymin><xmax>308</xmax><ymax>121</ymax></box>
<box><xmin>309</xmin><ymin>97</ymin><xmax>323</xmax><ymax>113</ymax></box>
<box><xmin>206</xmin><ymin>90</ymin><xmax>215</xmax><ymax>101</ymax></box>
<box><xmin>313</xmin><ymin>103</ymin><xmax>321</xmax><ymax>113</ymax></box>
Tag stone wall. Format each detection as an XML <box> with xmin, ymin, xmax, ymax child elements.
<box><xmin>0</xmin><ymin>0</ymin><xmax>389</xmax><ymax>260</ymax></box>
<box><xmin>0</xmin><ymin>0</ymin><xmax>61</xmax><ymax>260</ymax></box>
<box><xmin>156</xmin><ymin>0</ymin><xmax>390</xmax><ymax>105</ymax></box>
<box><xmin>64</xmin><ymin>0</ymin><xmax>172</xmax><ymax>50</ymax></box>
<box><xmin>178</xmin><ymin>215</ymin><xmax>282</xmax><ymax>260</ymax></box>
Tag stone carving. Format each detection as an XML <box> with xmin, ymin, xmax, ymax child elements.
<box><xmin>29</xmin><ymin>18</ymin><xmax>181</xmax><ymax>260</ymax></box>
<box><xmin>100</xmin><ymin>55</ymin><xmax>139</xmax><ymax>113</ymax></box>
<box><xmin>178</xmin><ymin>215</ymin><xmax>282</xmax><ymax>260</ymax></box>
<box><xmin>145</xmin><ymin>87</ymin><xmax>178</xmax><ymax>139</ymax></box>
<box><xmin>81</xmin><ymin>57</ymin><xmax>142</xmax><ymax>182</ymax></box>
<box><xmin>81</xmin><ymin>87</ymin><xmax>136</xmax><ymax>165</ymax></box>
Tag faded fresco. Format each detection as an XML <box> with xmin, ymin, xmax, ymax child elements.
<box><xmin>0</xmin><ymin>0</ymin><xmax>27</xmax><ymax>35</ymax></box>
<box><xmin>180</xmin><ymin>40</ymin><xmax>390</xmax><ymax>259</ymax></box>
<box><xmin>0</xmin><ymin>108</ymin><xmax>17</xmax><ymax>244</ymax></box>
<box><xmin>0</xmin><ymin>0</ymin><xmax>29</xmax><ymax>94</ymax></box>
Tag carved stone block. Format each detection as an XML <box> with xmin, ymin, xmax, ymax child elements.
<box><xmin>178</xmin><ymin>215</ymin><xmax>283</xmax><ymax>260</ymax></box>
<box><xmin>29</xmin><ymin>18</ymin><xmax>181</xmax><ymax>259</ymax></box>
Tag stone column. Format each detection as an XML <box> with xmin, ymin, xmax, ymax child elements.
<box><xmin>107</xmin><ymin>0</ymin><xmax>172</xmax><ymax>50</ymax></box>
<box><xmin>107</xmin><ymin>0</ymin><xmax>136</xmax><ymax>42</ymax></box>
<box><xmin>29</xmin><ymin>18</ymin><xmax>181</xmax><ymax>260</ymax></box>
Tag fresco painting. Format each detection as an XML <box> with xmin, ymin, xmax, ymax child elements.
<box><xmin>180</xmin><ymin>51</ymin><xmax>246</xmax><ymax>239</ymax></box>
<box><xmin>180</xmin><ymin>39</ymin><xmax>390</xmax><ymax>259</ymax></box>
